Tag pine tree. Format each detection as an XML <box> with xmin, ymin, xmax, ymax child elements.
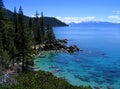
<box><xmin>0</xmin><ymin>0</ymin><xmax>11</xmax><ymax>71</ymax></box>
<box><xmin>0</xmin><ymin>50</ymin><xmax>10</xmax><ymax>71</ymax></box>
<box><xmin>0</xmin><ymin>0</ymin><xmax>8</xmax><ymax>50</ymax></box>
<box><xmin>13</xmin><ymin>7</ymin><xmax>18</xmax><ymax>33</ymax></box>
<box><xmin>40</xmin><ymin>12</ymin><xmax>45</xmax><ymax>43</ymax></box>
<box><xmin>13</xmin><ymin>7</ymin><xmax>19</xmax><ymax>45</ymax></box>
<box><xmin>0</xmin><ymin>31</ymin><xmax>3</xmax><ymax>71</ymax></box>
<box><xmin>28</xmin><ymin>17</ymin><xmax>37</xmax><ymax>51</ymax></box>
<box><xmin>8</xmin><ymin>40</ymin><xmax>17</xmax><ymax>68</ymax></box>
<box><xmin>0</xmin><ymin>0</ymin><xmax>34</xmax><ymax>72</ymax></box>
<box><xmin>17</xmin><ymin>6</ymin><xmax>33</xmax><ymax>72</ymax></box>
<box><xmin>34</xmin><ymin>11</ymin><xmax>41</xmax><ymax>44</ymax></box>
<box><xmin>28</xmin><ymin>17</ymin><xmax>33</xmax><ymax>36</ymax></box>
<box><xmin>46</xmin><ymin>24</ymin><xmax>55</xmax><ymax>42</ymax></box>
<box><xmin>6</xmin><ymin>7</ymin><xmax>21</xmax><ymax>70</ymax></box>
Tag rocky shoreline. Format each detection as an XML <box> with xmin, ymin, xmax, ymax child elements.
<box><xmin>34</xmin><ymin>39</ymin><xmax>82</xmax><ymax>54</ymax></box>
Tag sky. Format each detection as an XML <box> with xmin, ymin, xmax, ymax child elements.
<box><xmin>3</xmin><ymin>0</ymin><xmax>120</xmax><ymax>23</ymax></box>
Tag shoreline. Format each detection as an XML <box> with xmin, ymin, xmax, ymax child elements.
<box><xmin>33</xmin><ymin>39</ymin><xmax>82</xmax><ymax>58</ymax></box>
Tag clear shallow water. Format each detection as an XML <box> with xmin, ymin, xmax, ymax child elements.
<box><xmin>34</xmin><ymin>26</ymin><xmax>120</xmax><ymax>89</ymax></box>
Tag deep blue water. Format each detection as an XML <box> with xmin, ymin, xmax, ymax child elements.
<box><xmin>34</xmin><ymin>26</ymin><xmax>120</xmax><ymax>89</ymax></box>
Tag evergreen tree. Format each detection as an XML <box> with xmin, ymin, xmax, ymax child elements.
<box><xmin>9</xmin><ymin>40</ymin><xmax>17</xmax><ymax>67</ymax></box>
<box><xmin>34</xmin><ymin>11</ymin><xmax>41</xmax><ymax>44</ymax></box>
<box><xmin>17</xmin><ymin>6</ymin><xmax>33</xmax><ymax>72</ymax></box>
<box><xmin>0</xmin><ymin>0</ymin><xmax>11</xmax><ymax>71</ymax></box>
<box><xmin>28</xmin><ymin>17</ymin><xmax>37</xmax><ymax>50</ymax></box>
<box><xmin>6</xmin><ymin>7</ymin><xmax>21</xmax><ymax>69</ymax></box>
<box><xmin>0</xmin><ymin>31</ymin><xmax>3</xmax><ymax>71</ymax></box>
<box><xmin>13</xmin><ymin>7</ymin><xmax>18</xmax><ymax>33</ymax></box>
<box><xmin>0</xmin><ymin>0</ymin><xmax>9</xmax><ymax>50</ymax></box>
<box><xmin>0</xmin><ymin>0</ymin><xmax>34</xmax><ymax>72</ymax></box>
<box><xmin>28</xmin><ymin>17</ymin><xmax>33</xmax><ymax>36</ymax></box>
<box><xmin>46</xmin><ymin>24</ymin><xmax>55</xmax><ymax>42</ymax></box>
<box><xmin>40</xmin><ymin>12</ymin><xmax>45</xmax><ymax>43</ymax></box>
<box><xmin>0</xmin><ymin>50</ymin><xmax>10</xmax><ymax>71</ymax></box>
<box><xmin>13</xmin><ymin>7</ymin><xmax>19</xmax><ymax>45</ymax></box>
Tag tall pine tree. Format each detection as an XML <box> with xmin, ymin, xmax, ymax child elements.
<box><xmin>28</xmin><ymin>17</ymin><xmax>33</xmax><ymax>37</ymax></box>
<box><xmin>0</xmin><ymin>0</ymin><xmax>14</xmax><ymax>71</ymax></box>
<box><xmin>0</xmin><ymin>0</ymin><xmax>9</xmax><ymax>50</ymax></box>
<box><xmin>46</xmin><ymin>24</ymin><xmax>55</xmax><ymax>42</ymax></box>
<box><xmin>34</xmin><ymin>11</ymin><xmax>41</xmax><ymax>44</ymax></box>
<box><xmin>17</xmin><ymin>6</ymin><xmax>33</xmax><ymax>72</ymax></box>
<box><xmin>40</xmin><ymin>12</ymin><xmax>45</xmax><ymax>43</ymax></box>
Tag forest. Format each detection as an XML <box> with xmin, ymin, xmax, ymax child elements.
<box><xmin>0</xmin><ymin>0</ymin><xmax>56</xmax><ymax>73</ymax></box>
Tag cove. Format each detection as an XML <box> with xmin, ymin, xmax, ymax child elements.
<box><xmin>34</xmin><ymin>26</ymin><xmax>120</xmax><ymax>89</ymax></box>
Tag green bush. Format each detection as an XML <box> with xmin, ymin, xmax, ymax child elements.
<box><xmin>0</xmin><ymin>71</ymin><xmax>92</xmax><ymax>89</ymax></box>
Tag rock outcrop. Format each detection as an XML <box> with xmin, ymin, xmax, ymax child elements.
<box><xmin>37</xmin><ymin>39</ymin><xmax>81</xmax><ymax>53</ymax></box>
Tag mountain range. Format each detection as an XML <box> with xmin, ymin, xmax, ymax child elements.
<box><xmin>69</xmin><ymin>21</ymin><xmax>120</xmax><ymax>28</ymax></box>
<box><xmin>6</xmin><ymin>9</ymin><xmax>68</xmax><ymax>27</ymax></box>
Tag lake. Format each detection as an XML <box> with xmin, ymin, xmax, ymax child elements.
<box><xmin>34</xmin><ymin>25</ymin><xmax>120</xmax><ymax>89</ymax></box>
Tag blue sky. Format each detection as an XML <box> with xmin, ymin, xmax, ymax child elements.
<box><xmin>3</xmin><ymin>0</ymin><xmax>120</xmax><ymax>23</ymax></box>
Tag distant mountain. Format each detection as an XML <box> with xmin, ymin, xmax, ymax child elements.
<box><xmin>39</xmin><ymin>17</ymin><xmax>68</xmax><ymax>26</ymax></box>
<box><xmin>69</xmin><ymin>21</ymin><xmax>120</xmax><ymax>28</ymax></box>
<box><xmin>6</xmin><ymin>9</ymin><xmax>68</xmax><ymax>27</ymax></box>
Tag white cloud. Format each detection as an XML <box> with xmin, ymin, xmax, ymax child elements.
<box><xmin>56</xmin><ymin>16</ymin><xmax>97</xmax><ymax>23</ymax></box>
<box><xmin>107</xmin><ymin>15</ymin><xmax>120</xmax><ymax>23</ymax></box>
<box><xmin>108</xmin><ymin>15</ymin><xmax>120</xmax><ymax>19</ymax></box>
<box><xmin>108</xmin><ymin>15</ymin><xmax>120</xmax><ymax>20</ymax></box>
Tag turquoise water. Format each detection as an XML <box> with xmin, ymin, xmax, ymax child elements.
<box><xmin>34</xmin><ymin>26</ymin><xmax>120</xmax><ymax>89</ymax></box>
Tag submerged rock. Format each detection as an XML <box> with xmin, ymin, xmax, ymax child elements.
<box><xmin>107</xmin><ymin>86</ymin><xmax>114</xmax><ymax>89</ymax></box>
<box><xmin>74</xmin><ymin>75</ymin><xmax>90</xmax><ymax>82</ymax></box>
<box><xmin>51</xmin><ymin>65</ymin><xmax>58</xmax><ymax>68</ymax></box>
<box><xmin>92</xmin><ymin>79</ymin><xmax>104</xmax><ymax>85</ymax></box>
<box><xmin>94</xmin><ymin>86</ymin><xmax>103</xmax><ymax>89</ymax></box>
